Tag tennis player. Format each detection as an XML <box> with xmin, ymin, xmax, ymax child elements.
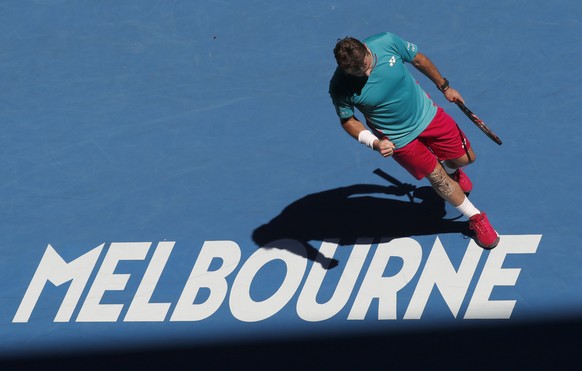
<box><xmin>329</xmin><ymin>32</ymin><xmax>499</xmax><ymax>249</ymax></box>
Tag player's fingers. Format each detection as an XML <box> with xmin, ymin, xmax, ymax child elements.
<box><xmin>381</xmin><ymin>147</ymin><xmax>394</xmax><ymax>157</ymax></box>
<box><xmin>380</xmin><ymin>139</ymin><xmax>395</xmax><ymax>150</ymax></box>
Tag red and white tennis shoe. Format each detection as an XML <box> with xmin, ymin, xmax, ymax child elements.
<box><xmin>469</xmin><ymin>212</ymin><xmax>500</xmax><ymax>249</ymax></box>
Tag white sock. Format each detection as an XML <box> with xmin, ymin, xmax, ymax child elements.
<box><xmin>441</xmin><ymin>161</ymin><xmax>457</xmax><ymax>175</ymax></box>
<box><xmin>455</xmin><ymin>196</ymin><xmax>480</xmax><ymax>218</ymax></box>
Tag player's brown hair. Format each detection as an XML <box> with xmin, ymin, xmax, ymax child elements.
<box><xmin>333</xmin><ymin>37</ymin><xmax>367</xmax><ymax>75</ymax></box>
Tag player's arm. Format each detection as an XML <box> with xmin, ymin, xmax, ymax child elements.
<box><xmin>340</xmin><ymin>116</ymin><xmax>395</xmax><ymax>157</ymax></box>
<box><xmin>411</xmin><ymin>52</ymin><xmax>464</xmax><ymax>103</ymax></box>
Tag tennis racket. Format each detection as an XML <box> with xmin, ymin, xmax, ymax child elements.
<box><xmin>455</xmin><ymin>101</ymin><xmax>502</xmax><ymax>145</ymax></box>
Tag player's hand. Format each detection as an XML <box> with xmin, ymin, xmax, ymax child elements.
<box><xmin>374</xmin><ymin>138</ymin><xmax>396</xmax><ymax>157</ymax></box>
<box><xmin>444</xmin><ymin>87</ymin><xmax>464</xmax><ymax>104</ymax></box>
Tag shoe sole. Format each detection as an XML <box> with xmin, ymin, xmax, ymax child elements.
<box><xmin>475</xmin><ymin>235</ymin><xmax>500</xmax><ymax>250</ymax></box>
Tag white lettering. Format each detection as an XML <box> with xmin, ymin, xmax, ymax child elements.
<box><xmin>170</xmin><ymin>241</ymin><xmax>241</xmax><ymax>321</ymax></box>
<box><xmin>77</xmin><ymin>242</ymin><xmax>150</xmax><ymax>322</ymax></box>
<box><xmin>13</xmin><ymin>244</ymin><xmax>103</xmax><ymax>323</ymax></box>
<box><xmin>464</xmin><ymin>235</ymin><xmax>541</xmax><ymax>319</ymax></box>
<box><xmin>297</xmin><ymin>241</ymin><xmax>370</xmax><ymax>322</ymax></box>
<box><xmin>124</xmin><ymin>242</ymin><xmax>174</xmax><ymax>322</ymax></box>
<box><xmin>348</xmin><ymin>238</ymin><xmax>422</xmax><ymax>320</ymax></box>
<box><xmin>404</xmin><ymin>238</ymin><xmax>483</xmax><ymax>319</ymax></box>
<box><xmin>230</xmin><ymin>240</ymin><xmax>306</xmax><ymax>322</ymax></box>
<box><xmin>15</xmin><ymin>235</ymin><xmax>541</xmax><ymax>323</ymax></box>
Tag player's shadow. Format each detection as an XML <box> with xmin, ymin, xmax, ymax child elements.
<box><xmin>252</xmin><ymin>169</ymin><xmax>471</xmax><ymax>269</ymax></box>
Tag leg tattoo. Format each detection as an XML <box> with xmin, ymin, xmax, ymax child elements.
<box><xmin>427</xmin><ymin>164</ymin><xmax>466</xmax><ymax>207</ymax></box>
<box><xmin>427</xmin><ymin>167</ymin><xmax>455</xmax><ymax>198</ymax></box>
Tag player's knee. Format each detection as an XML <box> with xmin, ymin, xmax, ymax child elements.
<box><xmin>467</xmin><ymin>149</ymin><xmax>476</xmax><ymax>164</ymax></box>
<box><xmin>465</xmin><ymin>147</ymin><xmax>477</xmax><ymax>164</ymax></box>
<box><xmin>450</xmin><ymin>150</ymin><xmax>476</xmax><ymax>167</ymax></box>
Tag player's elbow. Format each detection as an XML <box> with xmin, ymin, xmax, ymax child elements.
<box><xmin>412</xmin><ymin>52</ymin><xmax>430</xmax><ymax>68</ymax></box>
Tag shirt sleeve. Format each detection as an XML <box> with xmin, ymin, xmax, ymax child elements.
<box><xmin>332</xmin><ymin>96</ymin><xmax>354</xmax><ymax>119</ymax></box>
<box><xmin>386</xmin><ymin>32</ymin><xmax>418</xmax><ymax>63</ymax></box>
<box><xmin>329</xmin><ymin>76</ymin><xmax>354</xmax><ymax>119</ymax></box>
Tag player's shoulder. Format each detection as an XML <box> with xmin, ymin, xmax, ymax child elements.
<box><xmin>329</xmin><ymin>67</ymin><xmax>348</xmax><ymax>97</ymax></box>
<box><xmin>329</xmin><ymin>67</ymin><xmax>364</xmax><ymax>102</ymax></box>
<box><xmin>363</xmin><ymin>31</ymin><xmax>400</xmax><ymax>45</ymax></box>
<box><xmin>364</xmin><ymin>32</ymin><xmax>417</xmax><ymax>59</ymax></box>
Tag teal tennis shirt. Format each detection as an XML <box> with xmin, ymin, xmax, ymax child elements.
<box><xmin>329</xmin><ymin>32</ymin><xmax>438</xmax><ymax>148</ymax></box>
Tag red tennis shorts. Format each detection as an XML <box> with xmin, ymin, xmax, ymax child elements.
<box><xmin>392</xmin><ymin>107</ymin><xmax>471</xmax><ymax>180</ymax></box>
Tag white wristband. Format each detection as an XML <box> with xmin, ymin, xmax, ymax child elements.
<box><xmin>358</xmin><ymin>130</ymin><xmax>377</xmax><ymax>150</ymax></box>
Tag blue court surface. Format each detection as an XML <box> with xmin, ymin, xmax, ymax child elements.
<box><xmin>1</xmin><ymin>0</ymin><xmax>581</xmax><ymax>369</ymax></box>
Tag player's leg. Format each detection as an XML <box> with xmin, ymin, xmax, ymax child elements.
<box><xmin>425</xmin><ymin>161</ymin><xmax>465</xmax><ymax>206</ymax></box>
<box><xmin>426</xmin><ymin>162</ymin><xmax>499</xmax><ymax>249</ymax></box>
<box><xmin>441</xmin><ymin>152</ymin><xmax>474</xmax><ymax>194</ymax></box>
<box><xmin>442</xmin><ymin>146</ymin><xmax>475</xmax><ymax>169</ymax></box>
<box><xmin>392</xmin><ymin>136</ymin><xmax>468</xmax><ymax>207</ymax></box>
<box><xmin>426</xmin><ymin>108</ymin><xmax>475</xmax><ymax>193</ymax></box>
<box><xmin>393</xmin><ymin>117</ymin><xmax>499</xmax><ymax>249</ymax></box>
